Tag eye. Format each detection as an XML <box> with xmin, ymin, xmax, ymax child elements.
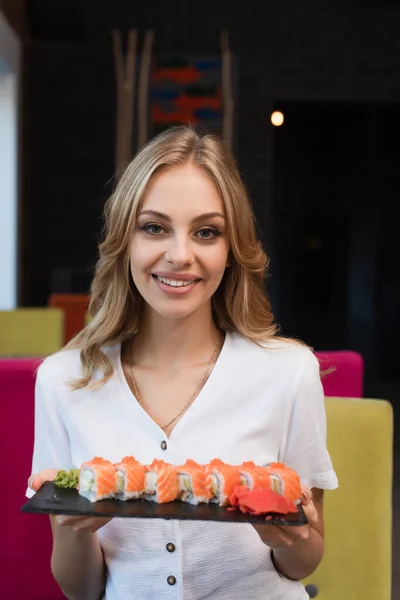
<box><xmin>139</xmin><ymin>223</ymin><xmax>166</xmax><ymax>235</ymax></box>
<box><xmin>196</xmin><ymin>228</ymin><xmax>222</xmax><ymax>240</ymax></box>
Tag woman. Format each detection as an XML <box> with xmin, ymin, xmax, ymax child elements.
<box><xmin>27</xmin><ymin>125</ymin><xmax>338</xmax><ymax>600</ymax></box>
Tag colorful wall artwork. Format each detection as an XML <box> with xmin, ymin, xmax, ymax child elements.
<box><xmin>150</xmin><ymin>55</ymin><xmax>224</xmax><ymax>137</ymax></box>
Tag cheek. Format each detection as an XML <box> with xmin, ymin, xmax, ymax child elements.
<box><xmin>211</xmin><ymin>244</ymin><xmax>230</xmax><ymax>272</ymax></box>
<box><xmin>130</xmin><ymin>241</ymin><xmax>154</xmax><ymax>270</ymax></box>
<box><xmin>202</xmin><ymin>253</ymin><xmax>229</xmax><ymax>283</ymax></box>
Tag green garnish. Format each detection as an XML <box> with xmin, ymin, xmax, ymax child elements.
<box><xmin>54</xmin><ymin>469</ymin><xmax>80</xmax><ymax>489</ymax></box>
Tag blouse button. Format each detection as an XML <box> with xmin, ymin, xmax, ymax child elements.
<box><xmin>167</xmin><ymin>575</ymin><xmax>176</xmax><ymax>585</ymax></box>
<box><xmin>161</xmin><ymin>440</ymin><xmax>167</xmax><ymax>450</ymax></box>
<box><xmin>166</xmin><ymin>542</ymin><xmax>175</xmax><ymax>553</ymax></box>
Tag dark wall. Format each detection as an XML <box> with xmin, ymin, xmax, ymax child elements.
<box><xmin>23</xmin><ymin>42</ymin><xmax>115</xmax><ymax>299</ymax></box>
<box><xmin>21</xmin><ymin>1</ymin><xmax>400</xmax><ymax>373</ymax></box>
<box><xmin>271</xmin><ymin>101</ymin><xmax>400</xmax><ymax>375</ymax></box>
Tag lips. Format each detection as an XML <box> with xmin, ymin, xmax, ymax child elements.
<box><xmin>152</xmin><ymin>271</ymin><xmax>202</xmax><ymax>282</ymax></box>
<box><xmin>152</xmin><ymin>274</ymin><xmax>200</xmax><ymax>288</ymax></box>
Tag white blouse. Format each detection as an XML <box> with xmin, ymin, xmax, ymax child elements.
<box><xmin>27</xmin><ymin>331</ymin><xmax>338</xmax><ymax>600</ymax></box>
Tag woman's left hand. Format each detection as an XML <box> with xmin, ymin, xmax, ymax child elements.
<box><xmin>252</xmin><ymin>485</ymin><xmax>319</xmax><ymax>549</ymax></box>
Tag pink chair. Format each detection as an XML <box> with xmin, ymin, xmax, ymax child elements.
<box><xmin>0</xmin><ymin>358</ymin><xmax>66</xmax><ymax>600</ymax></box>
<box><xmin>315</xmin><ymin>350</ymin><xmax>364</xmax><ymax>398</ymax></box>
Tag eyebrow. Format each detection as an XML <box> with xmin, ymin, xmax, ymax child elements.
<box><xmin>138</xmin><ymin>210</ymin><xmax>226</xmax><ymax>223</ymax></box>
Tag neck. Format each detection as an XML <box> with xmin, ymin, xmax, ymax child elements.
<box><xmin>130</xmin><ymin>305</ymin><xmax>222</xmax><ymax>370</ymax></box>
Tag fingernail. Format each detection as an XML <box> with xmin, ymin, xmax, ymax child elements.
<box><xmin>28</xmin><ymin>477</ymin><xmax>34</xmax><ymax>489</ymax></box>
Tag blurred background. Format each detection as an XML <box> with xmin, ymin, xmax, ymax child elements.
<box><xmin>0</xmin><ymin>1</ymin><xmax>398</xmax><ymax>599</ymax></box>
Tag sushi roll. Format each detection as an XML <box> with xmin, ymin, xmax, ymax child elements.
<box><xmin>264</xmin><ymin>462</ymin><xmax>302</xmax><ymax>503</ymax></box>
<box><xmin>114</xmin><ymin>456</ymin><xmax>145</xmax><ymax>500</ymax></box>
<box><xmin>78</xmin><ymin>456</ymin><xmax>118</xmax><ymax>502</ymax></box>
<box><xmin>239</xmin><ymin>461</ymin><xmax>277</xmax><ymax>492</ymax></box>
<box><xmin>143</xmin><ymin>459</ymin><xmax>179</xmax><ymax>504</ymax></box>
<box><xmin>206</xmin><ymin>459</ymin><xmax>242</xmax><ymax>506</ymax></box>
<box><xmin>176</xmin><ymin>459</ymin><xmax>213</xmax><ymax>505</ymax></box>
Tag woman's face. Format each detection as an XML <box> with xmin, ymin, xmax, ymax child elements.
<box><xmin>130</xmin><ymin>163</ymin><xmax>230</xmax><ymax>321</ymax></box>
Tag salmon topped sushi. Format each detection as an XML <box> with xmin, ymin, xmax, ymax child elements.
<box><xmin>114</xmin><ymin>456</ymin><xmax>145</xmax><ymax>500</ymax></box>
<box><xmin>264</xmin><ymin>462</ymin><xmax>302</xmax><ymax>503</ymax></box>
<box><xmin>176</xmin><ymin>459</ymin><xmax>213</xmax><ymax>505</ymax></box>
<box><xmin>239</xmin><ymin>461</ymin><xmax>279</xmax><ymax>493</ymax></box>
<box><xmin>143</xmin><ymin>459</ymin><xmax>179</xmax><ymax>504</ymax></box>
<box><xmin>206</xmin><ymin>459</ymin><xmax>242</xmax><ymax>506</ymax></box>
<box><xmin>78</xmin><ymin>456</ymin><xmax>118</xmax><ymax>502</ymax></box>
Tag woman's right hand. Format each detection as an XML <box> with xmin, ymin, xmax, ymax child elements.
<box><xmin>28</xmin><ymin>469</ymin><xmax>113</xmax><ymax>533</ymax></box>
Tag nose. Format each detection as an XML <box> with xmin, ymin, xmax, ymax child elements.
<box><xmin>164</xmin><ymin>234</ymin><xmax>194</xmax><ymax>267</ymax></box>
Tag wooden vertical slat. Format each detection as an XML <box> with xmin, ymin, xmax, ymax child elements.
<box><xmin>137</xmin><ymin>29</ymin><xmax>154</xmax><ymax>149</ymax></box>
<box><xmin>112</xmin><ymin>28</ymin><xmax>137</xmax><ymax>172</ymax></box>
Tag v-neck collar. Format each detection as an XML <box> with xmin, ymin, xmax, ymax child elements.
<box><xmin>115</xmin><ymin>331</ymin><xmax>231</xmax><ymax>439</ymax></box>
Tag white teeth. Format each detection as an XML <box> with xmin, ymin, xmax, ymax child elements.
<box><xmin>155</xmin><ymin>275</ymin><xmax>197</xmax><ymax>287</ymax></box>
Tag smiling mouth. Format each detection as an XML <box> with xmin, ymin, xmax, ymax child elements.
<box><xmin>152</xmin><ymin>274</ymin><xmax>200</xmax><ymax>288</ymax></box>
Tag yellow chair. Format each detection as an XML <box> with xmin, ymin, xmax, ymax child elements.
<box><xmin>0</xmin><ymin>308</ymin><xmax>64</xmax><ymax>356</ymax></box>
<box><xmin>303</xmin><ymin>397</ymin><xmax>393</xmax><ymax>600</ymax></box>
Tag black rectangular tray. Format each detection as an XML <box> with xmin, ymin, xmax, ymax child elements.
<box><xmin>21</xmin><ymin>482</ymin><xmax>307</xmax><ymax>525</ymax></box>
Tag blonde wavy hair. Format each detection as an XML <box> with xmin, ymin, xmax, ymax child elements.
<box><xmin>68</xmin><ymin>124</ymin><xmax>280</xmax><ymax>389</ymax></box>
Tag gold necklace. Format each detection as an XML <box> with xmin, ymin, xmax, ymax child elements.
<box><xmin>130</xmin><ymin>332</ymin><xmax>224</xmax><ymax>431</ymax></box>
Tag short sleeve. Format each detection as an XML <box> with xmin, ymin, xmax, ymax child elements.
<box><xmin>26</xmin><ymin>360</ymin><xmax>73</xmax><ymax>498</ymax></box>
<box><xmin>279</xmin><ymin>349</ymin><xmax>338</xmax><ymax>491</ymax></box>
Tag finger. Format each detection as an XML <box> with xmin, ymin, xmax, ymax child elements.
<box><xmin>303</xmin><ymin>501</ymin><xmax>318</xmax><ymax>526</ymax></box>
<box><xmin>256</xmin><ymin>524</ymin><xmax>298</xmax><ymax>548</ymax></box>
<box><xmin>55</xmin><ymin>515</ymin><xmax>93</xmax><ymax>532</ymax></box>
<box><xmin>279</xmin><ymin>524</ymin><xmax>311</xmax><ymax>542</ymax></box>
<box><xmin>54</xmin><ymin>515</ymin><xmax>75</xmax><ymax>527</ymax></box>
<box><xmin>55</xmin><ymin>515</ymin><xmax>111</xmax><ymax>533</ymax></box>
<box><xmin>71</xmin><ymin>518</ymin><xmax>110</xmax><ymax>533</ymax></box>
<box><xmin>28</xmin><ymin>468</ymin><xmax>59</xmax><ymax>491</ymax></box>
<box><xmin>301</xmin><ymin>484</ymin><xmax>313</xmax><ymax>505</ymax></box>
<box><xmin>269</xmin><ymin>526</ymin><xmax>297</xmax><ymax>547</ymax></box>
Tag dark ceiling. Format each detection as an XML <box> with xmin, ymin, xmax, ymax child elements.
<box><xmin>3</xmin><ymin>0</ymin><xmax>399</xmax><ymax>46</ymax></box>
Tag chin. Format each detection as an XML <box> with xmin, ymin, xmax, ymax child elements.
<box><xmin>143</xmin><ymin>295</ymin><xmax>205</xmax><ymax>320</ymax></box>
<box><xmin>153</xmin><ymin>305</ymin><xmax>198</xmax><ymax>320</ymax></box>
